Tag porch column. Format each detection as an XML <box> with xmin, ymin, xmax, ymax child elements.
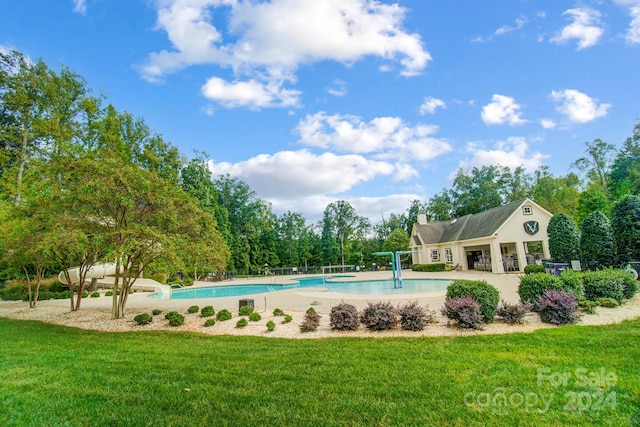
<box><xmin>490</xmin><ymin>240</ymin><xmax>505</xmax><ymax>273</ymax></box>
<box><xmin>515</xmin><ymin>241</ymin><xmax>527</xmax><ymax>272</ymax></box>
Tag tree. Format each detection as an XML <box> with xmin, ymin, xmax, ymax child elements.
<box><xmin>382</xmin><ymin>228</ymin><xmax>409</xmax><ymax>253</ymax></box>
<box><xmin>580</xmin><ymin>211</ymin><xmax>615</xmax><ymax>268</ymax></box>
<box><xmin>611</xmin><ymin>195</ymin><xmax>640</xmax><ymax>263</ymax></box>
<box><xmin>425</xmin><ymin>190</ymin><xmax>453</xmax><ymax>221</ymax></box>
<box><xmin>531</xmin><ymin>166</ymin><xmax>580</xmax><ymax>218</ymax></box>
<box><xmin>547</xmin><ymin>213</ymin><xmax>581</xmax><ymax>262</ymax></box>
<box><xmin>575</xmin><ymin>187</ymin><xmax>610</xmax><ymax>225</ymax></box>
<box><xmin>321</xmin><ymin>201</ymin><xmax>370</xmax><ymax>267</ymax></box>
<box><xmin>571</xmin><ymin>138</ymin><xmax>615</xmax><ymax>195</ymax></box>
<box><xmin>450</xmin><ymin>165</ymin><xmax>504</xmax><ymax>217</ymax></box>
<box><xmin>609</xmin><ymin>122</ymin><xmax>640</xmax><ymax>199</ymax></box>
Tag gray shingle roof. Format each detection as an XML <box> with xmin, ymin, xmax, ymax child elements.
<box><xmin>414</xmin><ymin>200</ymin><xmax>525</xmax><ymax>244</ymax></box>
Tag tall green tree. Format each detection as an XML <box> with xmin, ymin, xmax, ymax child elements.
<box><xmin>609</xmin><ymin>122</ymin><xmax>640</xmax><ymax>199</ymax></box>
<box><xmin>450</xmin><ymin>165</ymin><xmax>504</xmax><ymax>217</ymax></box>
<box><xmin>571</xmin><ymin>138</ymin><xmax>615</xmax><ymax>196</ymax></box>
<box><xmin>611</xmin><ymin>195</ymin><xmax>640</xmax><ymax>263</ymax></box>
<box><xmin>547</xmin><ymin>213</ymin><xmax>581</xmax><ymax>262</ymax></box>
<box><xmin>531</xmin><ymin>166</ymin><xmax>580</xmax><ymax>217</ymax></box>
<box><xmin>382</xmin><ymin>228</ymin><xmax>409</xmax><ymax>253</ymax></box>
<box><xmin>580</xmin><ymin>211</ymin><xmax>615</xmax><ymax>268</ymax></box>
<box><xmin>320</xmin><ymin>201</ymin><xmax>370</xmax><ymax>266</ymax></box>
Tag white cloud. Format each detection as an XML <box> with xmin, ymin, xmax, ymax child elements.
<box><xmin>614</xmin><ymin>0</ymin><xmax>640</xmax><ymax>43</ymax></box>
<box><xmin>550</xmin><ymin>7</ymin><xmax>604</xmax><ymax>50</ymax></box>
<box><xmin>142</xmin><ymin>0</ymin><xmax>430</xmax><ymax>108</ymax></box>
<box><xmin>419</xmin><ymin>97</ymin><xmax>446</xmax><ymax>115</ymax></box>
<box><xmin>540</xmin><ymin>119</ymin><xmax>556</xmax><ymax>129</ymax></box>
<box><xmin>550</xmin><ymin>89</ymin><xmax>611</xmax><ymax>123</ymax></box>
<box><xmin>73</xmin><ymin>0</ymin><xmax>87</xmax><ymax>15</ymax></box>
<box><xmin>481</xmin><ymin>94</ymin><xmax>526</xmax><ymax>125</ymax></box>
<box><xmin>209</xmin><ymin>150</ymin><xmax>395</xmax><ymax>199</ymax></box>
<box><xmin>326</xmin><ymin>79</ymin><xmax>347</xmax><ymax>97</ymax></box>
<box><xmin>460</xmin><ymin>137</ymin><xmax>548</xmax><ymax>173</ymax></box>
<box><xmin>495</xmin><ymin>16</ymin><xmax>527</xmax><ymax>36</ymax></box>
<box><xmin>296</xmin><ymin>112</ymin><xmax>453</xmax><ymax>162</ymax></box>
<box><xmin>201</xmin><ymin>76</ymin><xmax>300</xmax><ymax>108</ymax></box>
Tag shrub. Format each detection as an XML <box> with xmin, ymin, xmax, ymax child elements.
<box><xmin>524</xmin><ymin>264</ymin><xmax>546</xmax><ymax>274</ymax></box>
<box><xmin>152</xmin><ymin>309</ymin><xmax>162</xmax><ymax>316</ymax></box>
<box><xmin>445</xmin><ymin>280</ymin><xmax>499</xmax><ymax>323</ymax></box>
<box><xmin>236</xmin><ymin>318</ymin><xmax>248</xmax><ymax>328</ymax></box>
<box><xmin>300</xmin><ymin>309</ymin><xmax>321</xmax><ymax>332</ymax></box>
<box><xmin>204</xmin><ymin>319</ymin><xmax>216</xmax><ymax>327</ymax></box>
<box><xmin>266</xmin><ymin>320</ymin><xmax>276</xmax><ymax>332</ymax></box>
<box><xmin>537</xmin><ymin>290</ymin><xmax>578</xmax><ymax>325</ymax></box>
<box><xmin>441</xmin><ymin>296</ymin><xmax>484</xmax><ymax>329</ymax></box>
<box><xmin>105</xmin><ymin>291</ymin><xmax>113</xmax><ymax>297</ymax></box>
<box><xmin>496</xmin><ymin>300</ymin><xmax>532</xmax><ymax>324</ymax></box>
<box><xmin>187</xmin><ymin>305</ymin><xmax>199</xmax><ymax>314</ymax></box>
<box><xmin>90</xmin><ymin>291</ymin><xmax>100</xmax><ymax>298</ymax></box>
<box><xmin>581</xmin><ymin>210</ymin><xmax>616</xmax><ymax>268</ymax></box>
<box><xmin>81</xmin><ymin>291</ymin><xmax>89</xmax><ymax>298</ymax></box>
<box><xmin>615</xmin><ymin>269</ymin><xmax>638</xmax><ymax>300</ymax></box>
<box><xmin>248</xmin><ymin>312</ymin><xmax>262</xmax><ymax>322</ymax></box>
<box><xmin>216</xmin><ymin>309</ymin><xmax>232</xmax><ymax>321</ymax></box>
<box><xmin>239</xmin><ymin>305</ymin><xmax>254</xmax><ymax>316</ymax></box>
<box><xmin>578</xmin><ymin>297</ymin><xmax>596</xmax><ymax>314</ymax></box>
<box><xmin>595</xmin><ymin>297</ymin><xmax>619</xmax><ymax>308</ymax></box>
<box><xmin>272</xmin><ymin>308</ymin><xmax>285</xmax><ymax>316</ymax></box>
<box><xmin>398</xmin><ymin>301</ymin><xmax>436</xmax><ymax>331</ymax></box>
<box><xmin>329</xmin><ymin>302</ymin><xmax>360</xmax><ymax>331</ymax></box>
<box><xmin>583</xmin><ymin>269</ymin><xmax>625</xmax><ymax>303</ymax></box>
<box><xmin>559</xmin><ymin>269</ymin><xmax>585</xmax><ymax>298</ymax></box>
<box><xmin>360</xmin><ymin>301</ymin><xmax>397</xmax><ymax>331</ymax></box>
<box><xmin>133</xmin><ymin>313</ymin><xmax>152</xmax><ymax>325</ymax></box>
<box><xmin>282</xmin><ymin>315</ymin><xmax>293</xmax><ymax>324</ymax></box>
<box><xmin>518</xmin><ymin>273</ymin><xmax>564</xmax><ymax>305</ymax></box>
<box><xmin>411</xmin><ymin>263</ymin><xmax>447</xmax><ymax>272</ymax></box>
<box><xmin>200</xmin><ymin>306</ymin><xmax>215</xmax><ymax>317</ymax></box>
<box><xmin>165</xmin><ymin>311</ymin><xmax>185</xmax><ymax>327</ymax></box>
<box><xmin>611</xmin><ymin>194</ymin><xmax>640</xmax><ymax>262</ymax></box>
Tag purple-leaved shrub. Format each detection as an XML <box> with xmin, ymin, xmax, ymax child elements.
<box><xmin>537</xmin><ymin>289</ymin><xmax>579</xmax><ymax>325</ymax></box>
<box><xmin>441</xmin><ymin>296</ymin><xmax>484</xmax><ymax>329</ymax></box>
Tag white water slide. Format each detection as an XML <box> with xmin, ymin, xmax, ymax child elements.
<box><xmin>59</xmin><ymin>263</ymin><xmax>171</xmax><ymax>299</ymax></box>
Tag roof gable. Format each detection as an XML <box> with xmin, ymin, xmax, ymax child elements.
<box><xmin>413</xmin><ymin>199</ymin><xmax>538</xmax><ymax>244</ymax></box>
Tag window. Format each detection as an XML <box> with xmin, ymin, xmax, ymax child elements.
<box><xmin>523</xmin><ymin>205</ymin><xmax>533</xmax><ymax>215</ymax></box>
<box><xmin>431</xmin><ymin>249</ymin><xmax>440</xmax><ymax>261</ymax></box>
<box><xmin>445</xmin><ymin>248</ymin><xmax>453</xmax><ymax>263</ymax></box>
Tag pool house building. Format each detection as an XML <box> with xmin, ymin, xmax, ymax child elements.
<box><xmin>410</xmin><ymin>199</ymin><xmax>553</xmax><ymax>274</ymax></box>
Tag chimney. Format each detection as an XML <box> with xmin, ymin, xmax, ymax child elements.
<box><xmin>417</xmin><ymin>209</ymin><xmax>427</xmax><ymax>225</ymax></box>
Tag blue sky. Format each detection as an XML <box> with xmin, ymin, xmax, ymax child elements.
<box><xmin>2</xmin><ymin>0</ymin><xmax>639</xmax><ymax>222</ymax></box>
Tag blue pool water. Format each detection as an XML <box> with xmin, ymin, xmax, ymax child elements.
<box><xmin>152</xmin><ymin>276</ymin><xmax>452</xmax><ymax>299</ymax></box>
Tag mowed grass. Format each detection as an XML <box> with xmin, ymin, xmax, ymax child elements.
<box><xmin>1</xmin><ymin>317</ymin><xmax>639</xmax><ymax>426</ymax></box>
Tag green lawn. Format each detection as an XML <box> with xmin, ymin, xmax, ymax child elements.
<box><xmin>1</xmin><ymin>317</ymin><xmax>639</xmax><ymax>426</ymax></box>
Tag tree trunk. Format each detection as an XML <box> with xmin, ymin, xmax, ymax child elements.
<box><xmin>111</xmin><ymin>259</ymin><xmax>121</xmax><ymax>319</ymax></box>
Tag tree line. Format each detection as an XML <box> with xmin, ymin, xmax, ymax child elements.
<box><xmin>1</xmin><ymin>50</ymin><xmax>639</xmax><ymax>314</ymax></box>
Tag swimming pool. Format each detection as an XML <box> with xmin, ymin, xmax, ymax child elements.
<box><xmin>152</xmin><ymin>276</ymin><xmax>452</xmax><ymax>299</ymax></box>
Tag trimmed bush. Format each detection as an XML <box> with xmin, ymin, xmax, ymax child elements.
<box><xmin>266</xmin><ymin>320</ymin><xmax>276</xmax><ymax>332</ymax></box>
<box><xmin>203</xmin><ymin>318</ymin><xmax>216</xmax><ymax>327</ymax></box>
<box><xmin>282</xmin><ymin>315</ymin><xmax>293</xmax><ymax>324</ymax></box>
<box><xmin>105</xmin><ymin>291</ymin><xmax>113</xmax><ymax>297</ymax></box>
<box><xmin>248</xmin><ymin>312</ymin><xmax>261</xmax><ymax>322</ymax></box>
<box><xmin>496</xmin><ymin>300</ymin><xmax>532</xmax><ymax>325</ymax></box>
<box><xmin>200</xmin><ymin>306</ymin><xmax>215</xmax><ymax>317</ymax></box>
<box><xmin>360</xmin><ymin>301</ymin><xmax>397</xmax><ymax>331</ymax></box>
<box><xmin>239</xmin><ymin>305</ymin><xmax>254</xmax><ymax>316</ymax></box>
<box><xmin>548</xmin><ymin>213</ymin><xmax>580</xmax><ymax>262</ymax></box>
<box><xmin>165</xmin><ymin>311</ymin><xmax>185</xmax><ymax>327</ymax></box>
<box><xmin>133</xmin><ymin>313</ymin><xmax>152</xmax><ymax>325</ymax></box>
<box><xmin>152</xmin><ymin>309</ymin><xmax>162</xmax><ymax>316</ymax></box>
<box><xmin>236</xmin><ymin>318</ymin><xmax>248</xmax><ymax>328</ymax></box>
<box><xmin>583</xmin><ymin>269</ymin><xmax>626</xmax><ymax>303</ymax></box>
<box><xmin>90</xmin><ymin>291</ymin><xmax>100</xmax><ymax>298</ymax></box>
<box><xmin>441</xmin><ymin>296</ymin><xmax>484</xmax><ymax>329</ymax></box>
<box><xmin>537</xmin><ymin>290</ymin><xmax>578</xmax><ymax>325</ymax></box>
<box><xmin>445</xmin><ymin>280</ymin><xmax>499</xmax><ymax>323</ymax></box>
<box><xmin>187</xmin><ymin>305</ymin><xmax>199</xmax><ymax>314</ymax></box>
<box><xmin>518</xmin><ymin>273</ymin><xmax>564</xmax><ymax>305</ymax></box>
<box><xmin>615</xmin><ymin>269</ymin><xmax>638</xmax><ymax>300</ymax></box>
<box><xmin>524</xmin><ymin>264</ymin><xmax>546</xmax><ymax>274</ymax></box>
<box><xmin>398</xmin><ymin>301</ymin><xmax>436</xmax><ymax>331</ymax></box>
<box><xmin>329</xmin><ymin>302</ymin><xmax>360</xmax><ymax>331</ymax></box>
<box><xmin>412</xmin><ymin>263</ymin><xmax>447</xmax><ymax>272</ymax></box>
<box><xmin>272</xmin><ymin>308</ymin><xmax>285</xmax><ymax>316</ymax></box>
<box><xmin>559</xmin><ymin>269</ymin><xmax>585</xmax><ymax>298</ymax></box>
<box><xmin>216</xmin><ymin>309</ymin><xmax>232</xmax><ymax>321</ymax></box>
<box><xmin>81</xmin><ymin>291</ymin><xmax>89</xmax><ymax>298</ymax></box>
<box><xmin>300</xmin><ymin>309</ymin><xmax>321</xmax><ymax>332</ymax></box>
